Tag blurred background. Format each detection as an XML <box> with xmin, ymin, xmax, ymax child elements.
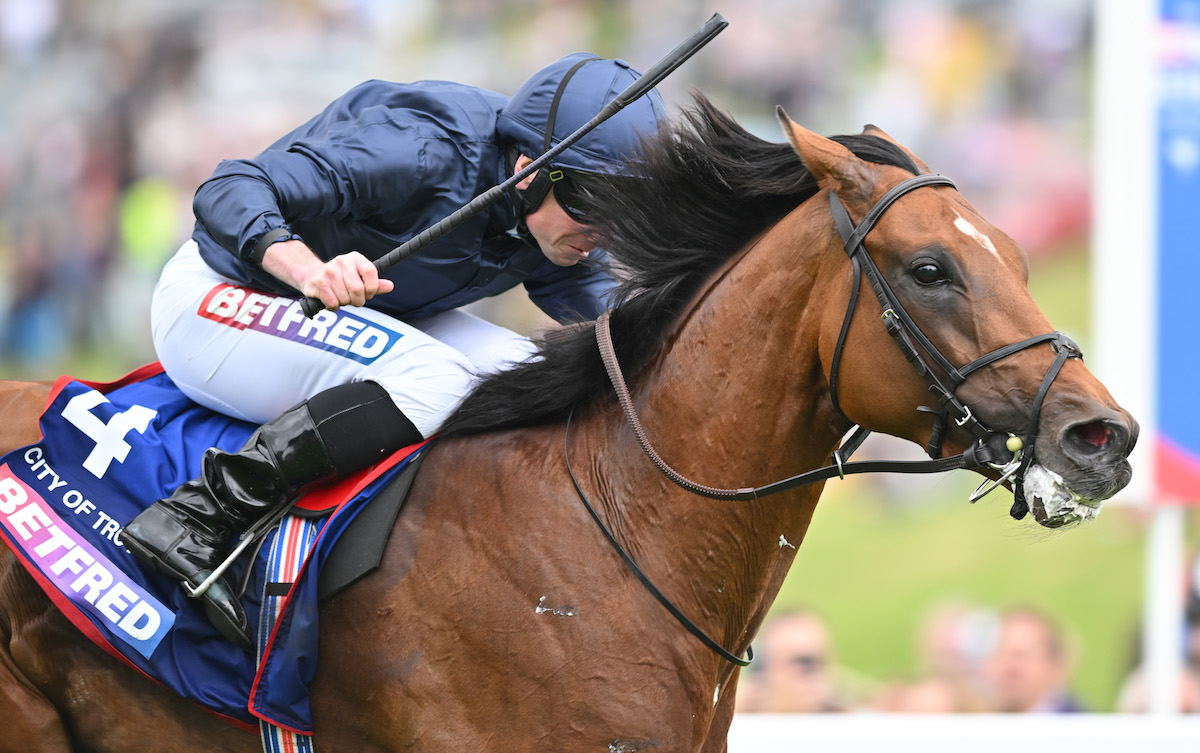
<box><xmin>1</xmin><ymin>0</ymin><xmax>1196</xmax><ymax>715</ymax></box>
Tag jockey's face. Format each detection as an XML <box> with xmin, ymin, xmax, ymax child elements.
<box><xmin>514</xmin><ymin>154</ymin><xmax>596</xmax><ymax>267</ymax></box>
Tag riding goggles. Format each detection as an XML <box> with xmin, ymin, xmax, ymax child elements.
<box><xmin>523</xmin><ymin>163</ymin><xmax>595</xmax><ymax>224</ymax></box>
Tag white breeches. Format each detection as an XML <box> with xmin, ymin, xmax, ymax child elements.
<box><xmin>151</xmin><ymin>241</ymin><xmax>537</xmax><ymax>436</ymax></box>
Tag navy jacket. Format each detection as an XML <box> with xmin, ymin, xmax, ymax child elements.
<box><xmin>192</xmin><ymin>79</ymin><xmax>616</xmax><ymax>323</ymax></box>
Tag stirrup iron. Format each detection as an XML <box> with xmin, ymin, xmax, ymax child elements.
<box><xmin>184</xmin><ymin>499</ymin><xmax>299</xmax><ymax>598</ymax></box>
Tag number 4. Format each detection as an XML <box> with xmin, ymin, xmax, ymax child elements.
<box><xmin>61</xmin><ymin>390</ymin><xmax>158</xmax><ymax>479</ymax></box>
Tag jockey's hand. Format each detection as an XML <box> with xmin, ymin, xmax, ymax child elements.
<box><xmin>262</xmin><ymin>240</ymin><xmax>395</xmax><ymax>311</ymax></box>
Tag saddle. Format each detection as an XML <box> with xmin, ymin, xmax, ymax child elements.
<box><xmin>0</xmin><ymin>363</ymin><xmax>425</xmax><ymax>733</ymax></box>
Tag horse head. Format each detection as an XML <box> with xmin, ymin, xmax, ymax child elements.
<box><xmin>779</xmin><ymin>111</ymin><xmax>1137</xmax><ymax>529</ymax></box>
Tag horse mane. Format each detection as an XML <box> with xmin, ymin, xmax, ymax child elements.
<box><xmin>440</xmin><ymin>93</ymin><xmax>919</xmax><ymax>436</ymax></box>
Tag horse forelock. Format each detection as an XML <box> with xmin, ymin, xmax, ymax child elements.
<box><xmin>440</xmin><ymin>95</ymin><xmax>921</xmax><ymax>437</ymax></box>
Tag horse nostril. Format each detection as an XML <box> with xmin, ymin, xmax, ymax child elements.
<box><xmin>1076</xmin><ymin>421</ymin><xmax>1111</xmax><ymax>449</ymax></box>
<box><xmin>1064</xmin><ymin>419</ymin><xmax>1131</xmax><ymax>459</ymax></box>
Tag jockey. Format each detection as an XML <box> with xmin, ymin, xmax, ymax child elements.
<box><xmin>121</xmin><ymin>54</ymin><xmax>667</xmax><ymax>648</ymax></box>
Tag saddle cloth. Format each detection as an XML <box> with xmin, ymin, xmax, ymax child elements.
<box><xmin>0</xmin><ymin>363</ymin><xmax>425</xmax><ymax>733</ymax></box>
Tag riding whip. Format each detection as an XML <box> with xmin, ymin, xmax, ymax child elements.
<box><xmin>300</xmin><ymin>12</ymin><xmax>729</xmax><ymax>317</ymax></box>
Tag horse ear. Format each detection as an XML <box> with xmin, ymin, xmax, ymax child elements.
<box><xmin>861</xmin><ymin>124</ymin><xmax>933</xmax><ymax>173</ymax></box>
<box><xmin>776</xmin><ymin>107</ymin><xmax>873</xmax><ymax>203</ymax></box>
<box><xmin>861</xmin><ymin>123</ymin><xmax>898</xmax><ymax>142</ymax></box>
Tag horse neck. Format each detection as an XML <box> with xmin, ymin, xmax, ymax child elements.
<box><xmin>635</xmin><ymin>207</ymin><xmax>844</xmax><ymax>487</ymax></box>
<box><xmin>591</xmin><ymin>208</ymin><xmax>846</xmax><ymax>661</ymax></box>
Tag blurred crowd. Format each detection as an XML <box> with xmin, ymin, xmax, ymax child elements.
<box><xmin>0</xmin><ymin>0</ymin><xmax>1093</xmax><ymax>378</ymax></box>
<box><xmin>736</xmin><ymin>559</ymin><xmax>1200</xmax><ymax>714</ymax></box>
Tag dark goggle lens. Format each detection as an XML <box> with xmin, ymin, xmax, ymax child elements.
<box><xmin>549</xmin><ymin>168</ymin><xmax>593</xmax><ymax>223</ymax></box>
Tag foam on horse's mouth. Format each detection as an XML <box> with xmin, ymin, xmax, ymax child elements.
<box><xmin>1023</xmin><ymin>463</ymin><xmax>1101</xmax><ymax>529</ymax></box>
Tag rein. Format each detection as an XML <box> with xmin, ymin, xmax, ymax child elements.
<box><xmin>594</xmin><ymin>310</ymin><xmax>1005</xmax><ymax>500</ymax></box>
<box><xmin>563</xmin><ymin>408</ymin><xmax>752</xmax><ymax>667</ymax></box>
<box><xmin>566</xmin><ymin>173</ymin><xmax>1082</xmax><ymax>668</ymax></box>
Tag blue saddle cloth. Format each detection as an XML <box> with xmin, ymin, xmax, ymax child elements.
<box><xmin>0</xmin><ymin>365</ymin><xmax>420</xmax><ymax>733</ymax></box>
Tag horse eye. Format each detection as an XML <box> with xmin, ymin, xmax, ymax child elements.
<box><xmin>912</xmin><ymin>263</ymin><xmax>946</xmax><ymax>285</ymax></box>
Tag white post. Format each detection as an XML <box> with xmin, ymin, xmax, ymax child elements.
<box><xmin>1091</xmin><ymin>3</ymin><xmax>1155</xmax><ymax>482</ymax></box>
<box><xmin>1093</xmin><ymin>0</ymin><xmax>1184</xmax><ymax>716</ymax></box>
<box><xmin>1145</xmin><ymin>506</ymin><xmax>1185</xmax><ymax>714</ymax></box>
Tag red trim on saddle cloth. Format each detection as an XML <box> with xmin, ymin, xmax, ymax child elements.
<box><xmin>47</xmin><ymin>362</ymin><xmax>167</xmax><ymax>405</ymax></box>
<box><xmin>294</xmin><ymin>439</ymin><xmax>430</xmax><ymax>514</ymax></box>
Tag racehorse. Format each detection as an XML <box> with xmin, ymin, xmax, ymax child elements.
<box><xmin>0</xmin><ymin>96</ymin><xmax>1135</xmax><ymax>752</ymax></box>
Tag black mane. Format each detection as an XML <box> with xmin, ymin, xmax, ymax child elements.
<box><xmin>440</xmin><ymin>94</ymin><xmax>918</xmax><ymax>436</ymax></box>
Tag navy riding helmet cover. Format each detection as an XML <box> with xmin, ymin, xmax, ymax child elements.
<box><xmin>498</xmin><ymin>53</ymin><xmax>667</xmax><ymax>221</ymax></box>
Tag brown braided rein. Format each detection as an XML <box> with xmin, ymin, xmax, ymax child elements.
<box><xmin>595</xmin><ymin>311</ymin><xmax>759</xmax><ymax>500</ymax></box>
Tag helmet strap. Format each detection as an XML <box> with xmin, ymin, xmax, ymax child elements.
<box><xmin>503</xmin><ymin>146</ymin><xmax>539</xmax><ymax>247</ymax></box>
<box><xmin>504</xmin><ymin>56</ymin><xmax>600</xmax><ymax>246</ymax></box>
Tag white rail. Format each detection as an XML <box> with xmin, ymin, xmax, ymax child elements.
<box><xmin>728</xmin><ymin>714</ymin><xmax>1200</xmax><ymax>753</ymax></box>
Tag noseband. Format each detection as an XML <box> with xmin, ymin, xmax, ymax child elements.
<box><xmin>569</xmin><ymin>172</ymin><xmax>1082</xmax><ymax>668</ymax></box>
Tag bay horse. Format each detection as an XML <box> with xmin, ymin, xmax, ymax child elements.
<box><xmin>0</xmin><ymin>96</ymin><xmax>1135</xmax><ymax>752</ymax></box>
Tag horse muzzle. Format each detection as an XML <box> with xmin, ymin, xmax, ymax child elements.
<box><xmin>1022</xmin><ymin>410</ymin><xmax>1138</xmax><ymax>528</ymax></box>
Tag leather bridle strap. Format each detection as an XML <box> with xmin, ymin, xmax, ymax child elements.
<box><xmin>1008</xmin><ymin>331</ymin><xmax>1082</xmax><ymax>519</ymax></box>
<box><xmin>827</xmin><ymin>175</ymin><xmax>985</xmax><ymax>442</ymax></box>
<box><xmin>593</xmin><ymin>310</ymin><xmax>1004</xmax><ymax>502</ymax></box>
<box><xmin>827</xmin><ymin>253</ymin><xmax>861</xmax><ymax>417</ymax></box>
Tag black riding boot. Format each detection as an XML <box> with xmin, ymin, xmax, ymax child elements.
<box><xmin>122</xmin><ymin>381</ymin><xmax>423</xmax><ymax>648</ymax></box>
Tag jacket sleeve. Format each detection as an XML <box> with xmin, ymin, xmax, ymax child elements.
<box><xmin>192</xmin><ymin>116</ymin><xmax>427</xmax><ymax>266</ymax></box>
<box><xmin>523</xmin><ymin>250</ymin><xmax>620</xmax><ymax>323</ymax></box>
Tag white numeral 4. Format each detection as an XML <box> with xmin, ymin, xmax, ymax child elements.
<box><xmin>61</xmin><ymin>390</ymin><xmax>157</xmax><ymax>479</ymax></box>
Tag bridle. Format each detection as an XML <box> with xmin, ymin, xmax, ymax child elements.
<box><xmin>565</xmin><ymin>172</ymin><xmax>1082</xmax><ymax>668</ymax></box>
<box><xmin>825</xmin><ymin>173</ymin><xmax>1082</xmax><ymax>514</ymax></box>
